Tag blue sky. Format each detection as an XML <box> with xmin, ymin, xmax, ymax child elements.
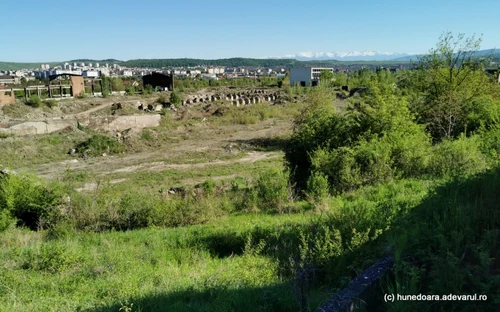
<box><xmin>1</xmin><ymin>0</ymin><xmax>499</xmax><ymax>61</ymax></box>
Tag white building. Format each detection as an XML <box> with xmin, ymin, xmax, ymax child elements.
<box><xmin>121</xmin><ymin>70</ymin><xmax>133</xmax><ymax>77</ymax></box>
<box><xmin>100</xmin><ymin>68</ymin><xmax>110</xmax><ymax>76</ymax></box>
<box><xmin>289</xmin><ymin>67</ymin><xmax>334</xmax><ymax>86</ymax></box>
<box><xmin>34</xmin><ymin>69</ymin><xmax>82</xmax><ymax>79</ymax></box>
<box><xmin>82</xmin><ymin>70</ymin><xmax>100</xmax><ymax>78</ymax></box>
<box><xmin>207</xmin><ymin>67</ymin><xmax>225</xmax><ymax>74</ymax></box>
<box><xmin>202</xmin><ymin>74</ymin><xmax>218</xmax><ymax>80</ymax></box>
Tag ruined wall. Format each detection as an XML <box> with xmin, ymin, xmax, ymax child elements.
<box><xmin>0</xmin><ymin>119</ymin><xmax>78</xmax><ymax>136</ymax></box>
<box><xmin>0</xmin><ymin>90</ymin><xmax>15</xmax><ymax>106</ymax></box>
<box><xmin>70</xmin><ymin>76</ymin><xmax>85</xmax><ymax>96</ymax></box>
<box><xmin>0</xmin><ymin>114</ymin><xmax>161</xmax><ymax>136</ymax></box>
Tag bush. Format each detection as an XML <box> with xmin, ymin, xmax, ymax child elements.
<box><xmin>125</xmin><ymin>86</ymin><xmax>136</xmax><ymax>96</ymax></box>
<box><xmin>479</xmin><ymin>125</ymin><xmax>500</xmax><ymax>167</ymax></box>
<box><xmin>0</xmin><ymin>204</ymin><xmax>14</xmax><ymax>232</ymax></box>
<box><xmin>305</xmin><ymin>171</ymin><xmax>330</xmax><ymax>202</ymax></box>
<box><xmin>429</xmin><ymin>135</ymin><xmax>488</xmax><ymax>178</ymax></box>
<box><xmin>67</xmin><ymin>187</ymin><xmax>228</xmax><ymax>231</ymax></box>
<box><xmin>44</xmin><ymin>99</ymin><xmax>57</xmax><ymax>108</ymax></box>
<box><xmin>286</xmin><ymin>85</ymin><xmax>432</xmax><ymax>194</ymax></box>
<box><xmin>25</xmin><ymin>95</ymin><xmax>42</xmax><ymax>108</ymax></box>
<box><xmin>0</xmin><ymin>174</ymin><xmax>64</xmax><ymax>230</ymax></box>
<box><xmin>170</xmin><ymin>91</ymin><xmax>182</xmax><ymax>107</ymax></box>
<box><xmin>248</xmin><ymin>168</ymin><xmax>292</xmax><ymax>213</ymax></box>
<box><xmin>74</xmin><ymin>134</ymin><xmax>125</xmax><ymax>157</ymax></box>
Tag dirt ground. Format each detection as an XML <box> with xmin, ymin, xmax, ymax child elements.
<box><xmin>26</xmin><ymin>117</ymin><xmax>290</xmax><ymax>180</ymax></box>
<box><xmin>0</xmin><ymin>87</ymin><xmax>308</xmax><ymax>191</ymax></box>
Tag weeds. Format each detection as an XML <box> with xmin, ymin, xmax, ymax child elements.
<box><xmin>74</xmin><ymin>133</ymin><xmax>125</xmax><ymax>157</ymax></box>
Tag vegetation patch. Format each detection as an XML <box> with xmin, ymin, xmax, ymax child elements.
<box><xmin>74</xmin><ymin>134</ymin><xmax>125</xmax><ymax>157</ymax></box>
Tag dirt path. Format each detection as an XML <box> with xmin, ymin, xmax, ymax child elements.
<box><xmin>112</xmin><ymin>151</ymin><xmax>280</xmax><ymax>173</ymax></box>
<box><xmin>21</xmin><ymin>118</ymin><xmax>291</xmax><ymax>180</ymax></box>
<box><xmin>67</xmin><ymin>98</ymin><xmax>145</xmax><ymax>118</ymax></box>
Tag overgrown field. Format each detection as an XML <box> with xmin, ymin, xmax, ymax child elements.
<box><xmin>1</xmin><ymin>33</ymin><xmax>500</xmax><ymax>312</ymax></box>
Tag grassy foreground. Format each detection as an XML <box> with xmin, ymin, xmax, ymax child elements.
<box><xmin>1</xmin><ymin>168</ymin><xmax>498</xmax><ymax>311</ymax></box>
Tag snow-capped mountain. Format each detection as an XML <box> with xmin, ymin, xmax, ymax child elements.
<box><xmin>272</xmin><ymin>50</ymin><xmax>413</xmax><ymax>61</ymax></box>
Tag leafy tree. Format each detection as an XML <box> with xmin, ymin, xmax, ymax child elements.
<box><xmin>404</xmin><ymin>32</ymin><xmax>492</xmax><ymax>139</ymax></box>
<box><xmin>170</xmin><ymin>91</ymin><xmax>182</xmax><ymax>107</ymax></box>
<box><xmin>100</xmin><ymin>74</ymin><xmax>111</xmax><ymax>97</ymax></box>
<box><xmin>111</xmin><ymin>78</ymin><xmax>125</xmax><ymax>92</ymax></box>
<box><xmin>319</xmin><ymin>70</ymin><xmax>334</xmax><ymax>87</ymax></box>
<box><xmin>332</xmin><ymin>72</ymin><xmax>347</xmax><ymax>87</ymax></box>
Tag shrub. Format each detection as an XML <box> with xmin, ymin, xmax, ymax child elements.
<box><xmin>74</xmin><ymin>134</ymin><xmax>125</xmax><ymax>157</ymax></box>
<box><xmin>478</xmin><ymin>125</ymin><xmax>500</xmax><ymax>167</ymax></box>
<box><xmin>195</xmin><ymin>179</ymin><xmax>218</xmax><ymax>196</ymax></box>
<box><xmin>0</xmin><ymin>174</ymin><xmax>63</xmax><ymax>230</ymax></box>
<box><xmin>0</xmin><ymin>205</ymin><xmax>14</xmax><ymax>232</ymax></box>
<box><xmin>44</xmin><ymin>99</ymin><xmax>57</xmax><ymax>108</ymax></box>
<box><xmin>305</xmin><ymin>171</ymin><xmax>330</xmax><ymax>202</ymax></box>
<box><xmin>250</xmin><ymin>168</ymin><xmax>292</xmax><ymax>213</ymax></box>
<box><xmin>286</xmin><ymin>85</ymin><xmax>432</xmax><ymax>194</ymax></box>
<box><xmin>170</xmin><ymin>91</ymin><xmax>182</xmax><ymax>107</ymax></box>
<box><xmin>429</xmin><ymin>134</ymin><xmax>488</xmax><ymax>178</ymax></box>
<box><xmin>125</xmin><ymin>86</ymin><xmax>135</xmax><ymax>96</ymax></box>
<box><xmin>25</xmin><ymin>95</ymin><xmax>42</xmax><ymax>108</ymax></box>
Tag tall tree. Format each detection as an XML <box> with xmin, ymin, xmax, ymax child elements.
<box><xmin>406</xmin><ymin>32</ymin><xmax>491</xmax><ymax>139</ymax></box>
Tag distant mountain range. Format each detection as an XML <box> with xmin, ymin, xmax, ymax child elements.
<box><xmin>272</xmin><ymin>50</ymin><xmax>414</xmax><ymax>61</ymax></box>
<box><xmin>272</xmin><ymin>49</ymin><xmax>499</xmax><ymax>62</ymax></box>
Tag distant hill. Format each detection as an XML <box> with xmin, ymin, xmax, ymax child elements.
<box><xmin>121</xmin><ymin>58</ymin><xmax>300</xmax><ymax>68</ymax></box>
<box><xmin>68</xmin><ymin>59</ymin><xmax>123</xmax><ymax>64</ymax></box>
<box><xmin>3</xmin><ymin>51</ymin><xmax>497</xmax><ymax>72</ymax></box>
<box><xmin>0</xmin><ymin>62</ymin><xmax>60</xmax><ymax>71</ymax></box>
<box><xmin>1</xmin><ymin>48</ymin><xmax>498</xmax><ymax>71</ymax></box>
<box><xmin>120</xmin><ymin>58</ymin><xmax>411</xmax><ymax>68</ymax></box>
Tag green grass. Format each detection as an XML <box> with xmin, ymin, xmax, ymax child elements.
<box><xmin>0</xmin><ymin>214</ymin><xmax>319</xmax><ymax>312</ymax></box>
<box><xmin>1</xmin><ymin>169</ymin><xmax>498</xmax><ymax>311</ymax></box>
<box><xmin>212</xmin><ymin>102</ymin><xmax>303</xmax><ymax>126</ymax></box>
<box><xmin>0</xmin><ymin>132</ymin><xmax>88</xmax><ymax>168</ymax></box>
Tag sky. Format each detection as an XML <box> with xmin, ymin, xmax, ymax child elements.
<box><xmin>1</xmin><ymin>0</ymin><xmax>499</xmax><ymax>62</ymax></box>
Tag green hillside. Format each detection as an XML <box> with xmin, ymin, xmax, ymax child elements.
<box><xmin>0</xmin><ymin>62</ymin><xmax>59</xmax><ymax>71</ymax></box>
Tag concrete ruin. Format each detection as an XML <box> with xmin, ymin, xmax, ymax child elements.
<box><xmin>0</xmin><ymin>118</ymin><xmax>78</xmax><ymax>136</ymax></box>
<box><xmin>0</xmin><ymin>90</ymin><xmax>15</xmax><ymax>106</ymax></box>
<box><xmin>0</xmin><ymin>114</ymin><xmax>161</xmax><ymax>136</ymax></box>
<box><xmin>180</xmin><ymin>88</ymin><xmax>281</xmax><ymax>108</ymax></box>
<box><xmin>70</xmin><ymin>76</ymin><xmax>85</xmax><ymax>97</ymax></box>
